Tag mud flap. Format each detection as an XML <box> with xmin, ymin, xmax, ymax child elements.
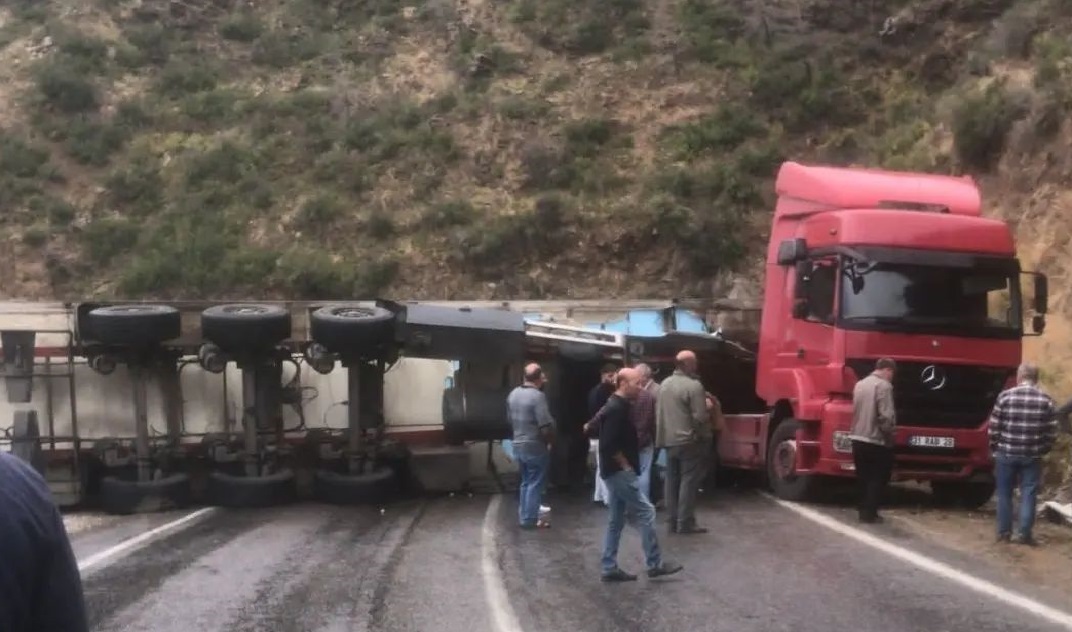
<box><xmin>11</xmin><ymin>409</ymin><xmax>45</xmax><ymax>475</ymax></box>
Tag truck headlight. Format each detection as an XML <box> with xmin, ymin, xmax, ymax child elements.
<box><xmin>832</xmin><ymin>431</ymin><xmax>853</xmax><ymax>454</ymax></box>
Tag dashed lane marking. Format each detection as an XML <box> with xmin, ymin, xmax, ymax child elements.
<box><xmin>481</xmin><ymin>494</ymin><xmax>524</xmax><ymax>632</ymax></box>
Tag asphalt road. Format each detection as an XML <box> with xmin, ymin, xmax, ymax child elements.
<box><xmin>74</xmin><ymin>489</ymin><xmax>1072</xmax><ymax>632</ymax></box>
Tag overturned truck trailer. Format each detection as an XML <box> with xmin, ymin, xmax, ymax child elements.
<box><xmin>0</xmin><ymin>298</ymin><xmax>756</xmax><ymax>514</ymax></box>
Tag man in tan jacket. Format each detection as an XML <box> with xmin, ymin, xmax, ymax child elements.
<box><xmin>849</xmin><ymin>357</ymin><xmax>897</xmax><ymax>524</ymax></box>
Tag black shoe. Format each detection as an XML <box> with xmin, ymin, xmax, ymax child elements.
<box><xmin>996</xmin><ymin>533</ymin><xmax>1011</xmax><ymax>543</ymax></box>
<box><xmin>1013</xmin><ymin>534</ymin><xmax>1039</xmax><ymax>547</ymax></box>
<box><xmin>677</xmin><ymin>524</ymin><xmax>709</xmax><ymax>535</ymax></box>
<box><xmin>647</xmin><ymin>562</ymin><xmax>684</xmax><ymax>578</ymax></box>
<box><xmin>859</xmin><ymin>514</ymin><xmax>884</xmax><ymax>525</ymax></box>
<box><xmin>601</xmin><ymin>568</ymin><xmax>638</xmax><ymax>582</ymax></box>
<box><xmin>668</xmin><ymin>520</ymin><xmax>678</xmax><ymax>533</ymax></box>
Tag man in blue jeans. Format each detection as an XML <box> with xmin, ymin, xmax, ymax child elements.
<box><xmin>508</xmin><ymin>363</ymin><xmax>556</xmax><ymax>529</ymax></box>
<box><xmin>988</xmin><ymin>363</ymin><xmax>1058</xmax><ymax>546</ymax></box>
<box><xmin>598</xmin><ymin>367</ymin><xmax>682</xmax><ymax>582</ymax></box>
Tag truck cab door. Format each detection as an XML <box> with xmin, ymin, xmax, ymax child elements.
<box><xmin>782</xmin><ymin>256</ymin><xmax>837</xmax><ymax>368</ymax></box>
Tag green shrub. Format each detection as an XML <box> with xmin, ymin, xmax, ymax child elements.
<box><xmin>0</xmin><ymin>134</ymin><xmax>50</xmax><ymax>178</ymax></box>
<box><xmin>64</xmin><ymin>120</ymin><xmax>129</xmax><ymax>166</ymax></box>
<box><xmin>219</xmin><ymin>14</ymin><xmax>264</xmax><ymax>42</ymax></box>
<box><xmin>106</xmin><ymin>161</ymin><xmax>164</xmax><ymax>216</ymax></box>
<box><xmin>251</xmin><ymin>31</ymin><xmax>325</xmax><ymax>68</ymax></box>
<box><xmin>122</xmin><ymin>24</ymin><xmax>171</xmax><ymax>66</ymax></box>
<box><xmin>951</xmin><ymin>83</ymin><xmax>1025</xmax><ymax>171</ymax></box>
<box><xmin>28</xmin><ymin>195</ymin><xmax>76</xmax><ymax>226</ymax></box>
<box><xmin>35</xmin><ymin>62</ymin><xmax>99</xmax><ymax>113</ymax></box>
<box><xmin>154</xmin><ymin>62</ymin><xmax>219</xmax><ymax>97</ymax></box>
<box><xmin>22</xmin><ymin>225</ymin><xmax>48</xmax><ymax>247</ymax></box>
<box><xmin>677</xmin><ymin>0</ymin><xmax>748</xmax><ymax>64</ymax></box>
<box><xmin>662</xmin><ymin>106</ymin><xmax>765</xmax><ymax>159</ymax></box>
<box><xmin>420</xmin><ymin>200</ymin><xmax>476</xmax><ymax>229</ymax></box>
<box><xmin>55</xmin><ymin>31</ymin><xmax>110</xmax><ymax>75</ymax></box>
<box><xmin>510</xmin><ymin>0</ymin><xmax>649</xmax><ymax>56</ymax></box>
<box><xmin>366</xmin><ymin>211</ymin><xmax>396</xmax><ymax>239</ymax></box>
<box><xmin>296</xmin><ymin>195</ymin><xmax>343</xmax><ymax>230</ymax></box>
<box><xmin>81</xmin><ymin>217</ymin><xmax>138</xmax><ymax>264</ymax></box>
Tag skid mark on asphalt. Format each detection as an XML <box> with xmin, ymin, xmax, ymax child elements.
<box><xmin>83</xmin><ymin>508</ymin><xmax>263</xmax><ymax>630</ymax></box>
<box><xmin>767</xmin><ymin>494</ymin><xmax>1072</xmax><ymax>631</ymax></box>
<box><xmin>224</xmin><ymin>501</ymin><xmax>425</xmax><ymax>632</ymax></box>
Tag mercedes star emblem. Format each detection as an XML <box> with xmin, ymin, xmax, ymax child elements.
<box><xmin>920</xmin><ymin>365</ymin><xmax>947</xmax><ymax>391</ymax></box>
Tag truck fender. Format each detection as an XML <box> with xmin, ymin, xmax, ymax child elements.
<box><xmin>768</xmin><ymin>368</ymin><xmax>824</xmax><ymax>421</ymax></box>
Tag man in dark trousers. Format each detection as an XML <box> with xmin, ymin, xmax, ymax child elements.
<box><xmin>989</xmin><ymin>363</ymin><xmax>1057</xmax><ymax>545</ymax></box>
<box><xmin>599</xmin><ymin>367</ymin><xmax>683</xmax><ymax>582</ymax></box>
<box><xmin>849</xmin><ymin>357</ymin><xmax>897</xmax><ymax>524</ymax></box>
<box><xmin>655</xmin><ymin>350</ymin><xmax>712</xmax><ymax>534</ymax></box>
<box><xmin>0</xmin><ymin>451</ymin><xmax>88</xmax><ymax>632</ymax></box>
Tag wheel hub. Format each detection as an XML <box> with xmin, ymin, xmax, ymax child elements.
<box><xmin>773</xmin><ymin>439</ymin><xmax>798</xmax><ymax>480</ymax></box>
<box><xmin>334</xmin><ymin>307</ymin><xmax>374</xmax><ymax>319</ymax></box>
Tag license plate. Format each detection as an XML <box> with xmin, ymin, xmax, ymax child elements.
<box><xmin>908</xmin><ymin>435</ymin><xmax>955</xmax><ymax>448</ymax></box>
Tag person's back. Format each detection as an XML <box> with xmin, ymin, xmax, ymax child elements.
<box><xmin>0</xmin><ymin>452</ymin><xmax>88</xmax><ymax>632</ymax></box>
<box><xmin>990</xmin><ymin>383</ymin><xmax>1057</xmax><ymax>458</ymax></box>
<box><xmin>507</xmin><ymin>384</ymin><xmax>553</xmax><ymax>457</ymax></box>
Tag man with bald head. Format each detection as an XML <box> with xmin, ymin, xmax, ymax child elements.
<box><xmin>656</xmin><ymin>350</ymin><xmax>712</xmax><ymax>534</ymax></box>
<box><xmin>598</xmin><ymin>367</ymin><xmax>682</xmax><ymax>581</ymax></box>
<box><xmin>508</xmin><ymin>362</ymin><xmax>556</xmax><ymax>529</ymax></box>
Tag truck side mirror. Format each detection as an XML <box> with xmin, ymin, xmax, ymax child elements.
<box><xmin>1032</xmin><ymin>314</ymin><xmax>1046</xmax><ymax>334</ymax></box>
<box><xmin>792</xmin><ymin>260</ymin><xmax>810</xmax><ymax>319</ymax></box>
<box><xmin>777</xmin><ymin>238</ymin><xmax>808</xmax><ymax>265</ymax></box>
<box><xmin>1034</xmin><ymin>274</ymin><xmax>1048</xmax><ymax>315</ymax></box>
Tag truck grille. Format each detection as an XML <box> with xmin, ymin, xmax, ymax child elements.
<box><xmin>846</xmin><ymin>359</ymin><xmax>1013</xmax><ymax>430</ymax></box>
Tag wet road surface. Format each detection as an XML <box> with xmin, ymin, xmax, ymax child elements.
<box><xmin>75</xmin><ymin>489</ymin><xmax>1072</xmax><ymax>632</ymax></box>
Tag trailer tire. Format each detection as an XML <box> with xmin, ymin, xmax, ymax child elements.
<box><xmin>766</xmin><ymin>419</ymin><xmax>820</xmax><ymax>502</ymax></box>
<box><xmin>201</xmin><ymin>304</ymin><xmax>291</xmax><ymax>352</ymax></box>
<box><xmin>207</xmin><ymin>469</ymin><xmax>296</xmax><ymax>508</ymax></box>
<box><xmin>931</xmin><ymin>480</ymin><xmax>995</xmax><ymax>510</ymax></box>
<box><xmin>87</xmin><ymin>305</ymin><xmax>181</xmax><ymax>347</ymax></box>
<box><xmin>99</xmin><ymin>473</ymin><xmax>192</xmax><ymax>515</ymax></box>
<box><xmin>11</xmin><ymin>410</ymin><xmax>45</xmax><ymax>475</ymax></box>
<box><xmin>310</xmin><ymin>305</ymin><xmax>395</xmax><ymax>356</ymax></box>
<box><xmin>313</xmin><ymin>466</ymin><xmax>397</xmax><ymax>505</ymax></box>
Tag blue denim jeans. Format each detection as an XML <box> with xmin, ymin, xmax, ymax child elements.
<box><xmin>995</xmin><ymin>455</ymin><xmax>1042</xmax><ymax>539</ymax></box>
<box><xmin>637</xmin><ymin>446</ymin><xmax>655</xmax><ymax>499</ymax></box>
<box><xmin>601</xmin><ymin>469</ymin><xmax>661</xmax><ymax>574</ymax></box>
<box><xmin>517</xmin><ymin>449</ymin><xmax>549</xmax><ymax>527</ymax></box>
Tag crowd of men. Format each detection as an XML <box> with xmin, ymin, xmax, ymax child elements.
<box><xmin>509</xmin><ymin>353</ymin><xmax>1069</xmax><ymax>582</ymax></box>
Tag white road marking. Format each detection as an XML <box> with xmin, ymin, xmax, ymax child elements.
<box><xmin>77</xmin><ymin>507</ymin><xmax>218</xmax><ymax>575</ymax></box>
<box><xmin>765</xmin><ymin>494</ymin><xmax>1072</xmax><ymax>631</ymax></box>
<box><xmin>481</xmin><ymin>494</ymin><xmax>524</xmax><ymax>632</ymax></box>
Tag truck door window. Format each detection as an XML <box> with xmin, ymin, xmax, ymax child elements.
<box><xmin>802</xmin><ymin>259</ymin><xmax>837</xmax><ymax>324</ymax></box>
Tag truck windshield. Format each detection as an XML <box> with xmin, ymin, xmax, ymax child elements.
<box><xmin>839</xmin><ymin>261</ymin><xmax>1021</xmax><ymax>338</ymax></box>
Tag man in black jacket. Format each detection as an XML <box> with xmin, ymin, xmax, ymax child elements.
<box><xmin>599</xmin><ymin>367</ymin><xmax>683</xmax><ymax>582</ymax></box>
<box><xmin>0</xmin><ymin>451</ymin><xmax>88</xmax><ymax>632</ymax></box>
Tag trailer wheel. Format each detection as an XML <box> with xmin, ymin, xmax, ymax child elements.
<box><xmin>931</xmin><ymin>480</ymin><xmax>995</xmax><ymax>510</ymax></box>
<box><xmin>313</xmin><ymin>466</ymin><xmax>397</xmax><ymax>505</ymax></box>
<box><xmin>201</xmin><ymin>304</ymin><xmax>291</xmax><ymax>352</ymax></box>
<box><xmin>99</xmin><ymin>473</ymin><xmax>192</xmax><ymax>515</ymax></box>
<box><xmin>11</xmin><ymin>410</ymin><xmax>45</xmax><ymax>475</ymax></box>
<box><xmin>766</xmin><ymin>419</ymin><xmax>820</xmax><ymax>502</ymax></box>
<box><xmin>86</xmin><ymin>305</ymin><xmax>181</xmax><ymax>347</ymax></box>
<box><xmin>206</xmin><ymin>469</ymin><xmax>297</xmax><ymax>508</ymax></box>
<box><xmin>309</xmin><ymin>304</ymin><xmax>394</xmax><ymax>356</ymax></box>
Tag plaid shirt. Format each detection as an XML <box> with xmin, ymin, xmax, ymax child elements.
<box><xmin>589</xmin><ymin>387</ymin><xmax>656</xmax><ymax>448</ymax></box>
<box><xmin>988</xmin><ymin>383</ymin><xmax>1058</xmax><ymax>459</ymax></box>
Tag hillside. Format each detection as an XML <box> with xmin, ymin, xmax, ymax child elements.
<box><xmin>0</xmin><ymin>0</ymin><xmax>1061</xmax><ymax>303</ymax></box>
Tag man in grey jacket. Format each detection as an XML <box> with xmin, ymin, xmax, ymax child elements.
<box><xmin>655</xmin><ymin>350</ymin><xmax>711</xmax><ymax>534</ymax></box>
<box><xmin>849</xmin><ymin>357</ymin><xmax>897</xmax><ymax>524</ymax></box>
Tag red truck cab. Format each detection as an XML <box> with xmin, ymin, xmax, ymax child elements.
<box><xmin>720</xmin><ymin>161</ymin><xmax>1048</xmax><ymax>506</ymax></box>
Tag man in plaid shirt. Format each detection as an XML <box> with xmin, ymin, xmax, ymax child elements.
<box><xmin>988</xmin><ymin>363</ymin><xmax>1058</xmax><ymax>545</ymax></box>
